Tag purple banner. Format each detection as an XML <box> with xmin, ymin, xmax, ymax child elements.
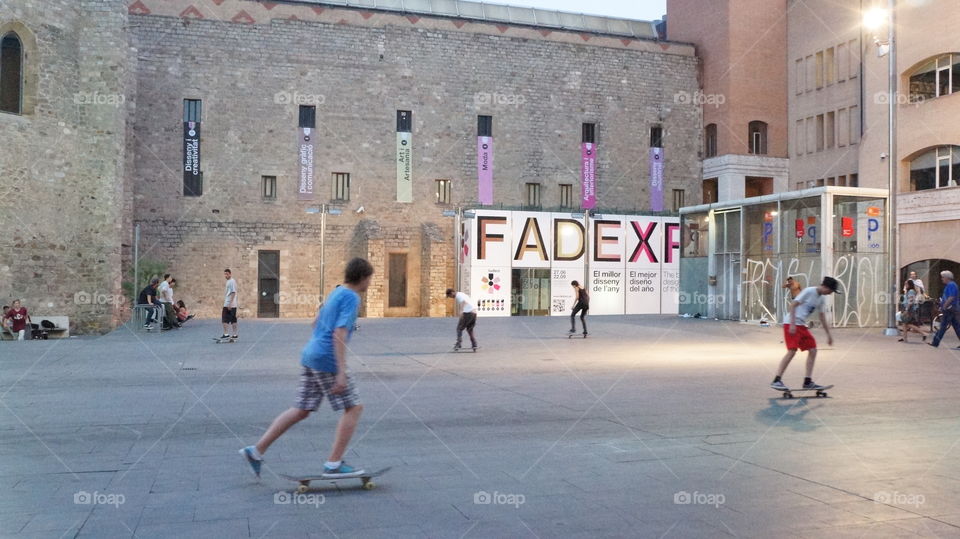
<box><xmin>649</xmin><ymin>147</ymin><xmax>664</xmax><ymax>212</ymax></box>
<box><xmin>183</xmin><ymin>121</ymin><xmax>202</xmax><ymax>196</ymax></box>
<box><xmin>478</xmin><ymin>136</ymin><xmax>493</xmax><ymax>204</ymax></box>
<box><xmin>298</xmin><ymin>127</ymin><xmax>315</xmax><ymax>200</ymax></box>
<box><xmin>581</xmin><ymin>143</ymin><xmax>596</xmax><ymax>209</ymax></box>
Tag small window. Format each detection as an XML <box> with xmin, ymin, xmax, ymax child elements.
<box><xmin>435</xmin><ymin>179</ymin><xmax>451</xmax><ymax>204</ymax></box>
<box><xmin>826</xmin><ymin>176</ymin><xmax>836</xmax><ymax>186</ymax></box>
<box><xmin>525</xmin><ymin>182</ymin><xmax>542</xmax><ymax>208</ymax></box>
<box><xmin>849</xmin><ymin>173</ymin><xmax>858</xmax><ymax>187</ymax></box>
<box><xmin>333</xmin><ymin>172</ymin><xmax>350</xmax><ymax>201</ymax></box>
<box><xmin>183</xmin><ymin>99</ymin><xmax>203</xmax><ymax>197</ymax></box>
<box><xmin>261</xmin><ymin>175</ymin><xmax>276</xmax><ymax>200</ymax></box>
<box><xmin>837</xmin><ymin>43</ymin><xmax>848</xmax><ymax>81</ymax></box>
<box><xmin>825</xmin><ymin>47</ymin><xmax>835</xmax><ymax>85</ymax></box>
<box><xmin>837</xmin><ymin>174</ymin><xmax>847</xmax><ymax>186</ymax></box>
<box><xmin>559</xmin><ymin>184</ymin><xmax>573</xmax><ymax>208</ymax></box>
<box><xmin>299</xmin><ymin>105</ymin><xmax>316</xmax><ymax>128</ymax></box>
<box><xmin>650</xmin><ymin>125</ymin><xmax>663</xmax><ymax>148</ymax></box>
<box><xmin>795</xmin><ymin>58</ymin><xmax>804</xmax><ymax>95</ymax></box>
<box><xmin>826</xmin><ymin>111</ymin><xmax>835</xmax><ymax>149</ymax></box>
<box><xmin>815</xmin><ymin>51</ymin><xmax>824</xmax><ymax>88</ymax></box>
<box><xmin>815</xmin><ymin>115</ymin><xmax>824</xmax><ymax>152</ymax></box>
<box><xmin>672</xmin><ymin>189</ymin><xmax>685</xmax><ymax>211</ymax></box>
<box><xmin>477</xmin><ymin>115</ymin><xmax>492</xmax><ymax>137</ymax></box>
<box><xmin>705</xmin><ymin>124</ymin><xmax>717</xmax><ymax>157</ymax></box>
<box><xmin>184</xmin><ymin>98</ymin><xmax>202</xmax><ymax>122</ymax></box>
<box><xmin>848</xmin><ymin>39</ymin><xmax>859</xmax><ymax>79</ymax></box>
<box><xmin>795</xmin><ymin>181</ymin><xmax>805</xmax><ymax>191</ymax></box>
<box><xmin>748</xmin><ymin>121</ymin><xmax>767</xmax><ymax>155</ymax></box>
<box><xmin>805</xmin><ymin>55</ymin><xmax>815</xmax><ymax>91</ymax></box>
<box><xmin>849</xmin><ymin>105</ymin><xmax>859</xmax><ymax>144</ymax></box>
<box><xmin>910</xmin><ymin>146</ymin><xmax>960</xmax><ymax>191</ymax></box>
<box><xmin>795</xmin><ymin>120</ymin><xmax>805</xmax><ymax>156</ymax></box>
<box><xmin>582</xmin><ymin>123</ymin><xmax>596</xmax><ymax>144</ymax></box>
<box><xmin>397</xmin><ymin>110</ymin><xmax>412</xmax><ymax>132</ymax></box>
<box><xmin>703</xmin><ymin>179</ymin><xmax>718</xmax><ymax>204</ymax></box>
<box><xmin>0</xmin><ymin>32</ymin><xmax>23</xmax><ymax>114</ymax></box>
<box><xmin>909</xmin><ymin>54</ymin><xmax>959</xmax><ymax>102</ymax></box>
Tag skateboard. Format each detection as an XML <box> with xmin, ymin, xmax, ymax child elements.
<box><xmin>451</xmin><ymin>346</ymin><xmax>477</xmax><ymax>353</ymax></box>
<box><xmin>774</xmin><ymin>384</ymin><xmax>833</xmax><ymax>399</ymax></box>
<box><xmin>280</xmin><ymin>467</ymin><xmax>391</xmax><ymax>493</ymax></box>
<box><xmin>567</xmin><ymin>333</ymin><xmax>588</xmax><ymax>339</ymax></box>
<box><xmin>212</xmin><ymin>337</ymin><xmax>236</xmax><ymax>344</ymax></box>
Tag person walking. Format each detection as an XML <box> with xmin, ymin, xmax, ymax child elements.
<box><xmin>445</xmin><ymin>288</ymin><xmax>478</xmax><ymax>351</ymax></box>
<box><xmin>221</xmin><ymin>269</ymin><xmax>239</xmax><ymax>341</ymax></box>
<box><xmin>240</xmin><ymin>258</ymin><xmax>374</xmax><ymax>479</ymax></box>
<box><xmin>569</xmin><ymin>280</ymin><xmax>589</xmax><ymax>336</ymax></box>
<box><xmin>929</xmin><ymin>270</ymin><xmax>960</xmax><ymax>348</ymax></box>
<box><xmin>4</xmin><ymin>300</ymin><xmax>31</xmax><ymax>340</ymax></box>
<box><xmin>770</xmin><ymin>277</ymin><xmax>840</xmax><ymax>391</ymax></box>
<box><xmin>899</xmin><ymin>279</ymin><xmax>929</xmax><ymax>343</ymax></box>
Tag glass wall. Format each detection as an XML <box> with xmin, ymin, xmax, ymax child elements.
<box><xmin>832</xmin><ymin>196</ymin><xmax>886</xmax><ymax>327</ymax></box>
<box><xmin>778</xmin><ymin>197</ymin><xmax>822</xmax><ymax>320</ymax></box>
<box><xmin>679</xmin><ymin>212</ymin><xmax>709</xmax><ymax>316</ymax></box>
<box><xmin>742</xmin><ymin>203</ymin><xmax>779</xmax><ymax>322</ymax></box>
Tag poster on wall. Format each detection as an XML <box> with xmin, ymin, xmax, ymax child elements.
<box><xmin>550</xmin><ymin>212</ymin><xmax>587</xmax><ymax>317</ymax></box>
<box><xmin>471</xmin><ymin>210</ymin><xmax>512</xmax><ymax>317</ymax></box>
<box><xmin>625</xmin><ymin>216</ymin><xmax>662</xmax><ymax>314</ymax></box>
<box><xmin>589</xmin><ymin>215</ymin><xmax>627</xmax><ymax>315</ymax></box>
<box><xmin>661</xmin><ymin>219</ymin><xmax>681</xmax><ymax>314</ymax></box>
<box><xmin>581</xmin><ymin>143</ymin><xmax>597</xmax><ymax>209</ymax></box>
<box><xmin>297</xmin><ymin>127</ymin><xmax>315</xmax><ymax>200</ymax></box>
<box><xmin>478</xmin><ymin>136</ymin><xmax>493</xmax><ymax>204</ymax></box>
<box><xmin>649</xmin><ymin>148</ymin><xmax>664</xmax><ymax>212</ymax></box>
<box><xmin>396</xmin><ymin>131</ymin><xmax>412</xmax><ymax>203</ymax></box>
<box><xmin>183</xmin><ymin>121</ymin><xmax>202</xmax><ymax>196</ymax></box>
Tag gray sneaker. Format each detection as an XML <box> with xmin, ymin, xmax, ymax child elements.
<box><xmin>770</xmin><ymin>380</ymin><xmax>788</xmax><ymax>390</ymax></box>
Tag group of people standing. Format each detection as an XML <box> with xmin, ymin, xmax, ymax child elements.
<box><xmin>138</xmin><ymin>274</ymin><xmax>193</xmax><ymax>331</ymax></box>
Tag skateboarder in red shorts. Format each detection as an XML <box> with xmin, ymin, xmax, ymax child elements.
<box><xmin>770</xmin><ymin>276</ymin><xmax>840</xmax><ymax>391</ymax></box>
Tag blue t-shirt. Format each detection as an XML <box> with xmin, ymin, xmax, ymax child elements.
<box><xmin>942</xmin><ymin>281</ymin><xmax>959</xmax><ymax>312</ymax></box>
<box><xmin>301</xmin><ymin>286</ymin><xmax>360</xmax><ymax>373</ymax></box>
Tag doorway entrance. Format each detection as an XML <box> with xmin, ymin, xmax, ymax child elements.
<box><xmin>258</xmin><ymin>250</ymin><xmax>279</xmax><ymax>318</ymax></box>
<box><xmin>714</xmin><ymin>209</ymin><xmax>741</xmax><ymax>320</ymax></box>
<box><xmin>511</xmin><ymin>268</ymin><xmax>550</xmax><ymax>316</ymax></box>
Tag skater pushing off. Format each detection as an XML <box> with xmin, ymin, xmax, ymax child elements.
<box><xmin>240</xmin><ymin>257</ymin><xmax>374</xmax><ymax>479</ymax></box>
<box><xmin>569</xmin><ymin>280</ymin><xmax>589</xmax><ymax>336</ymax></box>
<box><xmin>770</xmin><ymin>276</ymin><xmax>839</xmax><ymax>391</ymax></box>
<box><xmin>446</xmin><ymin>288</ymin><xmax>478</xmax><ymax>351</ymax></box>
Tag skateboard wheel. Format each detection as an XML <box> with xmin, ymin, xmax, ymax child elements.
<box><xmin>297</xmin><ymin>484</ymin><xmax>309</xmax><ymax>494</ymax></box>
<box><xmin>818</xmin><ymin>391</ymin><xmax>827</xmax><ymax>397</ymax></box>
<box><xmin>783</xmin><ymin>392</ymin><xmax>793</xmax><ymax>399</ymax></box>
<box><xmin>362</xmin><ymin>481</ymin><xmax>375</xmax><ymax>490</ymax></box>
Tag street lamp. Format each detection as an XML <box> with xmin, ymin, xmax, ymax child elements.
<box><xmin>863</xmin><ymin>1</ymin><xmax>899</xmax><ymax>336</ymax></box>
<box><xmin>306</xmin><ymin>204</ymin><xmax>342</xmax><ymax>303</ymax></box>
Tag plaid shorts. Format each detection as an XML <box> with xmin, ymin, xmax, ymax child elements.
<box><xmin>294</xmin><ymin>366</ymin><xmax>360</xmax><ymax>412</ymax></box>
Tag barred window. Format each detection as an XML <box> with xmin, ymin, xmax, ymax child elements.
<box><xmin>333</xmin><ymin>172</ymin><xmax>350</xmax><ymax>201</ymax></box>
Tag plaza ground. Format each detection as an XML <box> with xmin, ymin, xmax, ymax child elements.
<box><xmin>2</xmin><ymin>315</ymin><xmax>960</xmax><ymax>538</ymax></box>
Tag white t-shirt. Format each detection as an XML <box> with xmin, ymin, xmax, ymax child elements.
<box><xmin>224</xmin><ymin>278</ymin><xmax>238</xmax><ymax>308</ymax></box>
<box><xmin>455</xmin><ymin>292</ymin><xmax>475</xmax><ymax>314</ymax></box>
<box><xmin>783</xmin><ymin>286</ymin><xmax>823</xmax><ymax>327</ymax></box>
<box><xmin>158</xmin><ymin>281</ymin><xmax>173</xmax><ymax>303</ymax></box>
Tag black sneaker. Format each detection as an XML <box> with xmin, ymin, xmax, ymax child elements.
<box><xmin>231</xmin><ymin>335</ymin><xmax>238</xmax><ymax>340</ymax></box>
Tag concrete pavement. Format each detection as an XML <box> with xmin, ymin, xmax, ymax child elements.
<box><xmin>2</xmin><ymin>315</ymin><xmax>960</xmax><ymax>538</ymax></box>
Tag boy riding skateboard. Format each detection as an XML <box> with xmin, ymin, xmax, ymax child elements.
<box><xmin>568</xmin><ymin>280</ymin><xmax>589</xmax><ymax>336</ymax></box>
<box><xmin>240</xmin><ymin>257</ymin><xmax>374</xmax><ymax>478</ymax></box>
<box><xmin>445</xmin><ymin>288</ymin><xmax>478</xmax><ymax>351</ymax></box>
<box><xmin>770</xmin><ymin>276</ymin><xmax>840</xmax><ymax>391</ymax></box>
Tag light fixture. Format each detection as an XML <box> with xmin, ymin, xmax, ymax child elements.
<box><xmin>862</xmin><ymin>7</ymin><xmax>888</xmax><ymax>31</ymax></box>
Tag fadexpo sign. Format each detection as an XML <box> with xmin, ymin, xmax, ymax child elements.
<box><xmin>464</xmin><ymin>210</ymin><xmax>680</xmax><ymax>317</ymax></box>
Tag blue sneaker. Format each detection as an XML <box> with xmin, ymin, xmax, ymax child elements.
<box><xmin>239</xmin><ymin>446</ymin><xmax>262</xmax><ymax>478</ymax></box>
<box><xmin>323</xmin><ymin>462</ymin><xmax>364</xmax><ymax>477</ymax></box>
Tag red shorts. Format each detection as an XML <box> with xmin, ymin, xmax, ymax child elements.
<box><xmin>783</xmin><ymin>325</ymin><xmax>817</xmax><ymax>351</ymax></box>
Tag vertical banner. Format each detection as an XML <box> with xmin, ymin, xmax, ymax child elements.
<box><xmin>297</xmin><ymin>127</ymin><xmax>315</xmax><ymax>200</ymax></box>
<box><xmin>661</xmin><ymin>219</ymin><xmax>681</xmax><ymax>314</ymax></box>
<box><xmin>550</xmin><ymin>213</ymin><xmax>586</xmax><ymax>316</ymax></box>
<box><xmin>581</xmin><ymin>143</ymin><xmax>597</xmax><ymax>209</ymax></box>
<box><xmin>478</xmin><ymin>136</ymin><xmax>494</xmax><ymax>204</ymax></box>
<box><xmin>649</xmin><ymin>147</ymin><xmax>664</xmax><ymax>212</ymax></box>
<box><xmin>471</xmin><ymin>210</ymin><xmax>512</xmax><ymax>317</ymax></box>
<box><xmin>183</xmin><ymin>121</ymin><xmax>201</xmax><ymax>195</ymax></box>
<box><xmin>396</xmin><ymin>110</ymin><xmax>412</xmax><ymax>203</ymax></box>
<box><xmin>625</xmin><ymin>217</ymin><xmax>663</xmax><ymax>314</ymax></box>
<box><xmin>589</xmin><ymin>215</ymin><xmax>627</xmax><ymax>315</ymax></box>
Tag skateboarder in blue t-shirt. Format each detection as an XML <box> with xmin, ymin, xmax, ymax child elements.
<box><xmin>240</xmin><ymin>258</ymin><xmax>374</xmax><ymax>478</ymax></box>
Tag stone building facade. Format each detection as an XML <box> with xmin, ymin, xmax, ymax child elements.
<box><xmin>1</xmin><ymin>0</ymin><xmax>701</xmax><ymax>331</ymax></box>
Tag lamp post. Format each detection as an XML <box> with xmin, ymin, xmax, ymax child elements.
<box><xmin>306</xmin><ymin>204</ymin><xmax>342</xmax><ymax>303</ymax></box>
<box><xmin>864</xmin><ymin>1</ymin><xmax>898</xmax><ymax>336</ymax></box>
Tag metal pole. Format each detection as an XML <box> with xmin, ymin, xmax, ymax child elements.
<box><xmin>884</xmin><ymin>0</ymin><xmax>899</xmax><ymax>335</ymax></box>
<box><xmin>134</xmin><ymin>223</ymin><xmax>140</xmax><ymax>303</ymax></box>
<box><xmin>320</xmin><ymin>204</ymin><xmax>327</xmax><ymax>303</ymax></box>
<box><xmin>454</xmin><ymin>207</ymin><xmax>462</xmax><ymax>291</ymax></box>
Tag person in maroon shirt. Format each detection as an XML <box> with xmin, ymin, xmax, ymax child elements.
<box><xmin>5</xmin><ymin>299</ymin><xmax>31</xmax><ymax>341</ymax></box>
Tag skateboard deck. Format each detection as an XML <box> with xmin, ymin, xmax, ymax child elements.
<box><xmin>451</xmin><ymin>346</ymin><xmax>477</xmax><ymax>353</ymax></box>
<box><xmin>212</xmin><ymin>337</ymin><xmax>235</xmax><ymax>344</ymax></box>
<box><xmin>280</xmin><ymin>466</ymin><xmax>391</xmax><ymax>493</ymax></box>
<box><xmin>567</xmin><ymin>333</ymin><xmax>588</xmax><ymax>339</ymax></box>
<box><xmin>774</xmin><ymin>384</ymin><xmax>833</xmax><ymax>399</ymax></box>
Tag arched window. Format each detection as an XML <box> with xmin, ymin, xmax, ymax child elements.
<box><xmin>748</xmin><ymin>121</ymin><xmax>767</xmax><ymax>155</ymax></box>
<box><xmin>0</xmin><ymin>32</ymin><xmax>23</xmax><ymax>114</ymax></box>
<box><xmin>910</xmin><ymin>145</ymin><xmax>960</xmax><ymax>191</ymax></box>
<box><xmin>704</xmin><ymin>123</ymin><xmax>717</xmax><ymax>158</ymax></box>
<box><xmin>909</xmin><ymin>53</ymin><xmax>960</xmax><ymax>102</ymax></box>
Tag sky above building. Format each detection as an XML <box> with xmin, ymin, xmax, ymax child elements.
<box><xmin>496</xmin><ymin>0</ymin><xmax>666</xmax><ymax>21</ymax></box>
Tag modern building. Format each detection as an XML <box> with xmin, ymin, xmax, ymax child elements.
<box><xmin>0</xmin><ymin>0</ymin><xmax>701</xmax><ymax>332</ymax></box>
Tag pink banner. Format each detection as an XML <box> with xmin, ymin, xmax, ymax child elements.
<box><xmin>581</xmin><ymin>143</ymin><xmax>597</xmax><ymax>209</ymax></box>
<box><xmin>298</xmin><ymin>127</ymin><xmax>315</xmax><ymax>200</ymax></box>
<box><xmin>649</xmin><ymin>147</ymin><xmax>664</xmax><ymax>212</ymax></box>
<box><xmin>477</xmin><ymin>136</ymin><xmax>493</xmax><ymax>204</ymax></box>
